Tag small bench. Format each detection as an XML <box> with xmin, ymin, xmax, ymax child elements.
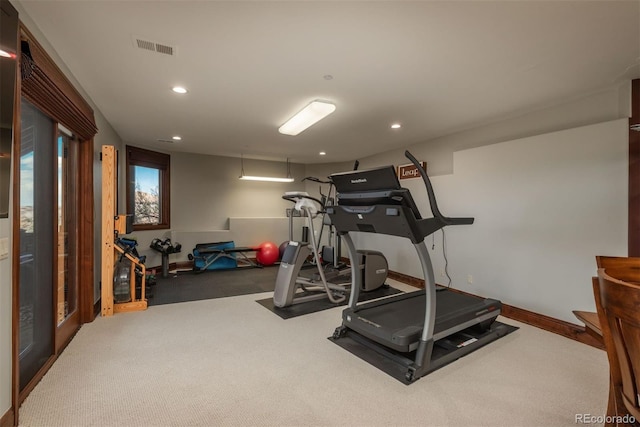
<box><xmin>189</xmin><ymin>241</ymin><xmax>261</xmax><ymax>272</ymax></box>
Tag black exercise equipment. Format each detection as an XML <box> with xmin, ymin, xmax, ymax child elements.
<box><xmin>150</xmin><ymin>238</ymin><xmax>182</xmax><ymax>278</ymax></box>
<box><xmin>302</xmin><ymin>160</ymin><xmax>360</xmax><ymax>277</ymax></box>
<box><xmin>274</xmin><ymin>191</ymin><xmax>388</xmax><ymax>308</ymax></box>
<box><xmin>273</xmin><ymin>192</ymin><xmax>352</xmax><ymax>308</ymax></box>
<box><xmin>327</xmin><ymin>150</ymin><xmax>515</xmax><ymax>384</ymax></box>
<box><xmin>114</xmin><ymin>237</ymin><xmax>154</xmax><ymax>301</ymax></box>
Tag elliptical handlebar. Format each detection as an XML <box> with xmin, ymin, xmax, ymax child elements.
<box><xmin>280</xmin><ymin>191</ymin><xmax>346</xmax><ymax>304</ymax></box>
<box><xmin>404</xmin><ymin>150</ymin><xmax>474</xmax><ymax>226</ymax></box>
<box><xmin>282</xmin><ymin>192</ymin><xmax>325</xmax><ymax>210</ymax></box>
<box><xmin>302</xmin><ymin>176</ymin><xmax>331</xmax><ymax>184</ymax></box>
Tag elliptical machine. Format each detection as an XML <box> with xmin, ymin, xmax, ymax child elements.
<box><xmin>273</xmin><ymin>191</ymin><xmax>387</xmax><ymax>308</ymax></box>
<box><xmin>302</xmin><ymin>171</ymin><xmax>386</xmax><ymax>287</ymax></box>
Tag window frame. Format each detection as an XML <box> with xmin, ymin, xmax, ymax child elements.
<box><xmin>125</xmin><ymin>145</ymin><xmax>170</xmax><ymax>231</ymax></box>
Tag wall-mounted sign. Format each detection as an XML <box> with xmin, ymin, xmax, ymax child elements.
<box><xmin>397</xmin><ymin>161</ymin><xmax>427</xmax><ymax>180</ymax></box>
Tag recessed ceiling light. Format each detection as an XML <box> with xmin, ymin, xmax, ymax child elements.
<box><xmin>391</xmin><ymin>123</ymin><xmax>401</xmax><ymax>129</ymax></box>
<box><xmin>172</xmin><ymin>136</ymin><xmax>182</xmax><ymax>141</ymax></box>
<box><xmin>319</xmin><ymin>151</ymin><xmax>326</xmax><ymax>156</ymax></box>
<box><xmin>172</xmin><ymin>86</ymin><xmax>188</xmax><ymax>94</ymax></box>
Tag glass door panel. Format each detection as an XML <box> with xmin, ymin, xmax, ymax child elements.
<box><xmin>56</xmin><ymin>131</ymin><xmax>78</xmax><ymax>328</ymax></box>
<box><xmin>19</xmin><ymin>99</ymin><xmax>54</xmax><ymax>391</ymax></box>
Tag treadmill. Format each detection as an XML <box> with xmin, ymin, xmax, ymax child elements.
<box><xmin>326</xmin><ymin>150</ymin><xmax>515</xmax><ymax>384</ymax></box>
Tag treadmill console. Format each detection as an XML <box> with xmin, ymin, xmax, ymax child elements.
<box><xmin>330</xmin><ymin>165</ymin><xmax>401</xmax><ymax>192</ymax></box>
<box><xmin>330</xmin><ymin>166</ymin><xmax>423</xmax><ymax>220</ymax></box>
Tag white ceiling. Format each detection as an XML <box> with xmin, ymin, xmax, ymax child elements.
<box><xmin>17</xmin><ymin>0</ymin><xmax>640</xmax><ymax>164</ymax></box>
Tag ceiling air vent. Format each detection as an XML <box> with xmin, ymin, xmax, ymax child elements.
<box><xmin>155</xmin><ymin>43</ymin><xmax>174</xmax><ymax>56</ymax></box>
<box><xmin>157</xmin><ymin>139</ymin><xmax>175</xmax><ymax>144</ymax></box>
<box><xmin>136</xmin><ymin>39</ymin><xmax>155</xmax><ymax>52</ymax></box>
<box><xmin>133</xmin><ymin>36</ymin><xmax>176</xmax><ymax>56</ymax></box>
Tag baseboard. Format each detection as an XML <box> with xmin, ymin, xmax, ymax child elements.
<box><xmin>148</xmin><ymin>260</ymin><xmax>268</xmax><ymax>274</ymax></box>
<box><xmin>174</xmin><ymin>261</ymin><xmax>194</xmax><ymax>270</ymax></box>
<box><xmin>387</xmin><ymin>270</ymin><xmax>425</xmax><ymax>288</ymax></box>
<box><xmin>388</xmin><ymin>270</ymin><xmax>605</xmax><ymax>350</ymax></box>
<box><xmin>0</xmin><ymin>407</ymin><xmax>14</xmax><ymax>427</ymax></box>
<box><xmin>500</xmin><ymin>303</ymin><xmax>604</xmax><ymax>349</ymax></box>
<box><xmin>148</xmin><ymin>261</ymin><xmax>194</xmax><ymax>274</ymax></box>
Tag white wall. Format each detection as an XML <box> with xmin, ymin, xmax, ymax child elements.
<box><xmin>126</xmin><ymin>157</ymin><xmax>360</xmax><ymax>268</ymax></box>
<box><xmin>131</xmin><ymin>151</ymin><xmax>311</xmax><ymax>267</ymax></box>
<box><xmin>354</xmin><ymin>119</ymin><xmax>628</xmax><ymax>323</ymax></box>
<box><xmin>359</xmin><ymin>82</ymin><xmax>629</xmax><ymax>176</ymax></box>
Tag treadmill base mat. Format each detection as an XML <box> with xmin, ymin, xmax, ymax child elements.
<box><xmin>328</xmin><ymin>321</ymin><xmax>518</xmax><ymax>385</ymax></box>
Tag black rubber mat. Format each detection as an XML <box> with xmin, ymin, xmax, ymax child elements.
<box><xmin>148</xmin><ymin>265</ymin><xmax>279</xmax><ymax>306</ymax></box>
<box><xmin>256</xmin><ymin>284</ymin><xmax>402</xmax><ymax>319</ymax></box>
<box><xmin>328</xmin><ymin>321</ymin><xmax>518</xmax><ymax>384</ymax></box>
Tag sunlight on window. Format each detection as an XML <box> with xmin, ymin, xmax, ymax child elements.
<box><xmin>133</xmin><ymin>165</ymin><xmax>160</xmax><ymax>225</ymax></box>
<box><xmin>126</xmin><ymin>145</ymin><xmax>170</xmax><ymax>230</ymax></box>
<box><xmin>20</xmin><ymin>151</ymin><xmax>34</xmax><ymax>233</ymax></box>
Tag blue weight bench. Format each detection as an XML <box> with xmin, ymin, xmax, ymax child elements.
<box><xmin>188</xmin><ymin>241</ymin><xmax>261</xmax><ymax>273</ymax></box>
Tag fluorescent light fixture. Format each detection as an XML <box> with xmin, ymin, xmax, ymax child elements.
<box><xmin>279</xmin><ymin>101</ymin><xmax>336</xmax><ymax>136</ymax></box>
<box><xmin>319</xmin><ymin>151</ymin><xmax>326</xmax><ymax>156</ymax></box>
<box><xmin>239</xmin><ymin>175</ymin><xmax>294</xmax><ymax>183</ymax></box>
<box><xmin>172</xmin><ymin>136</ymin><xmax>182</xmax><ymax>141</ymax></box>
<box><xmin>172</xmin><ymin>86</ymin><xmax>188</xmax><ymax>94</ymax></box>
<box><xmin>391</xmin><ymin>123</ymin><xmax>401</xmax><ymax>129</ymax></box>
<box><xmin>239</xmin><ymin>156</ymin><xmax>294</xmax><ymax>182</ymax></box>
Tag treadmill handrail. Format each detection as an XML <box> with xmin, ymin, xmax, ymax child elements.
<box><xmin>404</xmin><ymin>150</ymin><xmax>474</xmax><ymax>227</ymax></box>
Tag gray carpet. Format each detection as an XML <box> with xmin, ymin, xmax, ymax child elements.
<box><xmin>18</xmin><ymin>281</ymin><xmax>609</xmax><ymax>427</ymax></box>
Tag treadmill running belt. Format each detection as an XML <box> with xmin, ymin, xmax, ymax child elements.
<box><xmin>342</xmin><ymin>289</ymin><xmax>501</xmax><ymax>352</ymax></box>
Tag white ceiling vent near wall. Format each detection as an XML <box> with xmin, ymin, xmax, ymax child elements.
<box><xmin>132</xmin><ymin>35</ymin><xmax>177</xmax><ymax>56</ymax></box>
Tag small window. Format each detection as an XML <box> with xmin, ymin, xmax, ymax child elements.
<box><xmin>126</xmin><ymin>145</ymin><xmax>170</xmax><ymax>230</ymax></box>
